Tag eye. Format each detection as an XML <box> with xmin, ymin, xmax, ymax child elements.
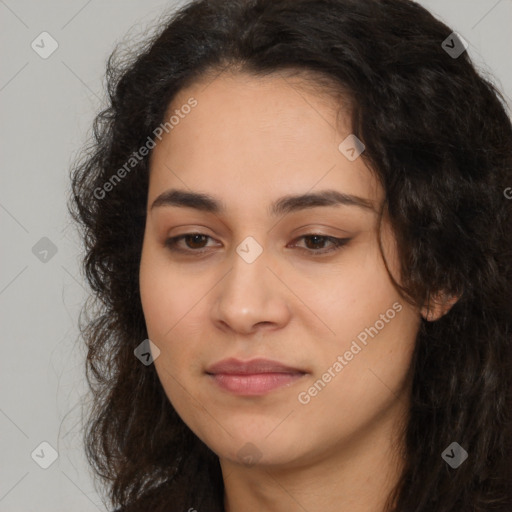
<box><xmin>290</xmin><ymin>234</ymin><xmax>351</xmax><ymax>255</ymax></box>
<box><xmin>164</xmin><ymin>233</ymin><xmax>350</xmax><ymax>256</ymax></box>
<box><xmin>164</xmin><ymin>233</ymin><xmax>215</xmax><ymax>254</ymax></box>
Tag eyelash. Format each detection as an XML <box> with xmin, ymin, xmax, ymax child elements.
<box><xmin>164</xmin><ymin>233</ymin><xmax>351</xmax><ymax>257</ymax></box>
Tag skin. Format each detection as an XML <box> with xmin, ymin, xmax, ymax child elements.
<box><xmin>138</xmin><ymin>71</ymin><xmax>446</xmax><ymax>512</ymax></box>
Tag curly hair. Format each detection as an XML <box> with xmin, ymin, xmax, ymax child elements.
<box><xmin>68</xmin><ymin>0</ymin><xmax>512</xmax><ymax>510</ymax></box>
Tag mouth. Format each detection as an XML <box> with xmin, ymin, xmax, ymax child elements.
<box><xmin>205</xmin><ymin>357</ymin><xmax>308</xmax><ymax>396</ymax></box>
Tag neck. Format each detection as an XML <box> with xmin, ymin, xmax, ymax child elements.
<box><xmin>220</xmin><ymin>401</ymin><xmax>407</xmax><ymax>512</ymax></box>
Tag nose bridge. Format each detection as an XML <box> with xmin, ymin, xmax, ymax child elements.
<box><xmin>212</xmin><ymin>234</ymin><xmax>289</xmax><ymax>332</ymax></box>
<box><xmin>225</xmin><ymin>235</ymin><xmax>272</xmax><ymax>303</ymax></box>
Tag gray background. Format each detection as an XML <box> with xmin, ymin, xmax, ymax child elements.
<box><xmin>1</xmin><ymin>1</ymin><xmax>511</xmax><ymax>511</ymax></box>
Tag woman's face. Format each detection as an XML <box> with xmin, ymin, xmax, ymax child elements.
<box><xmin>139</xmin><ymin>71</ymin><xmax>422</xmax><ymax>468</ymax></box>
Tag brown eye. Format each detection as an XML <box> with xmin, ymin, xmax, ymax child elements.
<box><xmin>182</xmin><ymin>234</ymin><xmax>209</xmax><ymax>249</ymax></box>
<box><xmin>164</xmin><ymin>233</ymin><xmax>214</xmax><ymax>254</ymax></box>
<box><xmin>303</xmin><ymin>235</ymin><xmax>330</xmax><ymax>250</ymax></box>
<box><xmin>164</xmin><ymin>233</ymin><xmax>350</xmax><ymax>257</ymax></box>
<box><xmin>291</xmin><ymin>235</ymin><xmax>351</xmax><ymax>255</ymax></box>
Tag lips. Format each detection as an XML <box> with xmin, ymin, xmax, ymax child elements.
<box><xmin>205</xmin><ymin>357</ymin><xmax>307</xmax><ymax>395</ymax></box>
<box><xmin>205</xmin><ymin>357</ymin><xmax>305</xmax><ymax>375</ymax></box>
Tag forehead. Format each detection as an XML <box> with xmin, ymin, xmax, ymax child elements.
<box><xmin>148</xmin><ymin>71</ymin><xmax>383</xmax><ymax>211</ymax></box>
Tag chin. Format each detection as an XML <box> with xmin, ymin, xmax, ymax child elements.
<box><xmin>201</xmin><ymin>426</ymin><xmax>305</xmax><ymax>468</ymax></box>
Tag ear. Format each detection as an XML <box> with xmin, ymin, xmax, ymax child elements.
<box><xmin>420</xmin><ymin>290</ymin><xmax>460</xmax><ymax>322</ymax></box>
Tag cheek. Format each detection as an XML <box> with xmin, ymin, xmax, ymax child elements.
<box><xmin>139</xmin><ymin>262</ymin><xmax>198</xmax><ymax>414</ymax></box>
<box><xmin>139</xmin><ymin>245</ymin><xmax>198</xmax><ymax>341</ymax></box>
<box><xmin>294</xmin><ymin>308</ymin><xmax>418</xmax><ymax>446</ymax></box>
<box><xmin>293</xmin><ymin>237</ymin><xmax>419</xmax><ymax>419</ymax></box>
<box><xmin>289</xmin><ymin>240</ymin><xmax>401</xmax><ymax>342</ymax></box>
<box><xmin>139</xmin><ymin>245</ymin><xmax>206</xmax><ymax>385</ymax></box>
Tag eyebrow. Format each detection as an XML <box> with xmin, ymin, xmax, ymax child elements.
<box><xmin>150</xmin><ymin>188</ymin><xmax>376</xmax><ymax>216</ymax></box>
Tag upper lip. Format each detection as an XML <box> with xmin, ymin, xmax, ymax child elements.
<box><xmin>206</xmin><ymin>357</ymin><xmax>306</xmax><ymax>375</ymax></box>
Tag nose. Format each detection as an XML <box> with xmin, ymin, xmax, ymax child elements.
<box><xmin>211</xmin><ymin>245</ymin><xmax>291</xmax><ymax>335</ymax></box>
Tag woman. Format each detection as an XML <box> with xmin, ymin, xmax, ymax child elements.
<box><xmin>68</xmin><ymin>0</ymin><xmax>512</xmax><ymax>511</ymax></box>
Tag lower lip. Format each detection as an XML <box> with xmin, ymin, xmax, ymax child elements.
<box><xmin>208</xmin><ymin>372</ymin><xmax>305</xmax><ymax>395</ymax></box>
